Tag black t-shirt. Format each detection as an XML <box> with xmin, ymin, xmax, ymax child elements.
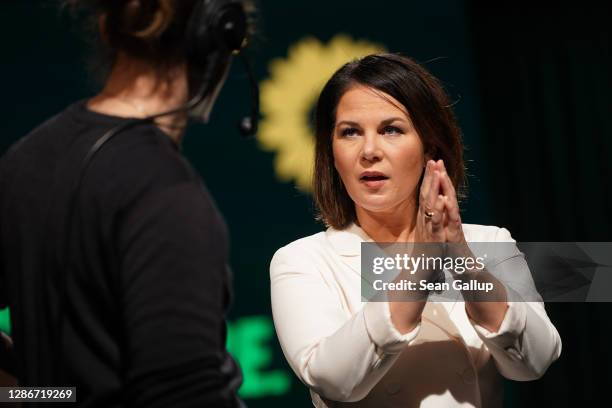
<box><xmin>0</xmin><ymin>100</ymin><xmax>243</xmax><ymax>407</ymax></box>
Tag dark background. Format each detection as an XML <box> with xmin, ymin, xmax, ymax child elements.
<box><xmin>1</xmin><ymin>0</ymin><xmax>610</xmax><ymax>406</ymax></box>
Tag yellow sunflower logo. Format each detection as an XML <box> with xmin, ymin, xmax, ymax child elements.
<box><xmin>258</xmin><ymin>35</ymin><xmax>386</xmax><ymax>192</ymax></box>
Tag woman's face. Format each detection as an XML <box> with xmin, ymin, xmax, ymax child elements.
<box><xmin>332</xmin><ymin>85</ymin><xmax>427</xmax><ymax>214</ymax></box>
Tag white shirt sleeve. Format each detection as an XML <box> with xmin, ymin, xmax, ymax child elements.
<box><xmin>466</xmin><ymin>227</ymin><xmax>562</xmax><ymax>380</ymax></box>
<box><xmin>270</xmin><ymin>246</ymin><xmax>420</xmax><ymax>402</ymax></box>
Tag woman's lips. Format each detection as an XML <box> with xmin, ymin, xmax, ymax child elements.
<box><xmin>361</xmin><ymin>178</ymin><xmax>388</xmax><ymax>188</ymax></box>
<box><xmin>359</xmin><ymin>173</ymin><xmax>389</xmax><ymax>188</ymax></box>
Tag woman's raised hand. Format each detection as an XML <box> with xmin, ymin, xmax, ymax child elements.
<box><xmin>415</xmin><ymin>159</ymin><xmax>465</xmax><ymax>244</ymax></box>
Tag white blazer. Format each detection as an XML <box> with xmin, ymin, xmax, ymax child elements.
<box><xmin>270</xmin><ymin>223</ymin><xmax>562</xmax><ymax>407</ymax></box>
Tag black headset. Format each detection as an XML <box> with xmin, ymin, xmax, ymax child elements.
<box><xmin>53</xmin><ymin>0</ymin><xmax>257</xmax><ymax>385</ymax></box>
<box><xmin>185</xmin><ymin>0</ymin><xmax>259</xmax><ymax>134</ymax></box>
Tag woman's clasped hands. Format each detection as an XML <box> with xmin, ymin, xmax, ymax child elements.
<box><xmin>415</xmin><ymin>159</ymin><xmax>466</xmax><ymax>245</ymax></box>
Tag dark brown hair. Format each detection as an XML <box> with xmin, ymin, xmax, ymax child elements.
<box><xmin>313</xmin><ymin>53</ymin><xmax>467</xmax><ymax>230</ymax></box>
<box><xmin>63</xmin><ymin>0</ymin><xmax>201</xmax><ymax>68</ymax></box>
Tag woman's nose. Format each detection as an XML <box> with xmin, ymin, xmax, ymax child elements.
<box><xmin>361</xmin><ymin>133</ymin><xmax>382</xmax><ymax>162</ymax></box>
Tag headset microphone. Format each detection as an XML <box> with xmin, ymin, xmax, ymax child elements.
<box><xmin>237</xmin><ymin>52</ymin><xmax>259</xmax><ymax>137</ymax></box>
<box><xmin>186</xmin><ymin>0</ymin><xmax>259</xmax><ymax>136</ymax></box>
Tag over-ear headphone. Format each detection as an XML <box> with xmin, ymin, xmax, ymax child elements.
<box><xmin>187</xmin><ymin>0</ymin><xmax>248</xmax><ymax>62</ymax></box>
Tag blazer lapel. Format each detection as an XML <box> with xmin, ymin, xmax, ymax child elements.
<box><xmin>325</xmin><ymin>223</ymin><xmax>367</xmax><ymax>276</ymax></box>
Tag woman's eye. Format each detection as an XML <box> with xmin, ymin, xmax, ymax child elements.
<box><xmin>382</xmin><ymin>125</ymin><xmax>403</xmax><ymax>135</ymax></box>
<box><xmin>341</xmin><ymin>127</ymin><xmax>359</xmax><ymax>137</ymax></box>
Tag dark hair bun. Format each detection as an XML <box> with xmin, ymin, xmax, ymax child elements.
<box><xmin>64</xmin><ymin>0</ymin><xmax>198</xmax><ymax>64</ymax></box>
<box><xmin>105</xmin><ymin>0</ymin><xmax>174</xmax><ymax>42</ymax></box>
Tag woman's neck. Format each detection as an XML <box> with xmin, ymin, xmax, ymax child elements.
<box><xmin>87</xmin><ymin>53</ymin><xmax>190</xmax><ymax>145</ymax></box>
<box><xmin>355</xmin><ymin>198</ymin><xmax>419</xmax><ymax>242</ymax></box>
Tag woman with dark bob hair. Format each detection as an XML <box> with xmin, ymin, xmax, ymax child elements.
<box><xmin>0</xmin><ymin>0</ymin><xmax>253</xmax><ymax>406</ymax></box>
<box><xmin>270</xmin><ymin>53</ymin><xmax>561</xmax><ymax>407</ymax></box>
